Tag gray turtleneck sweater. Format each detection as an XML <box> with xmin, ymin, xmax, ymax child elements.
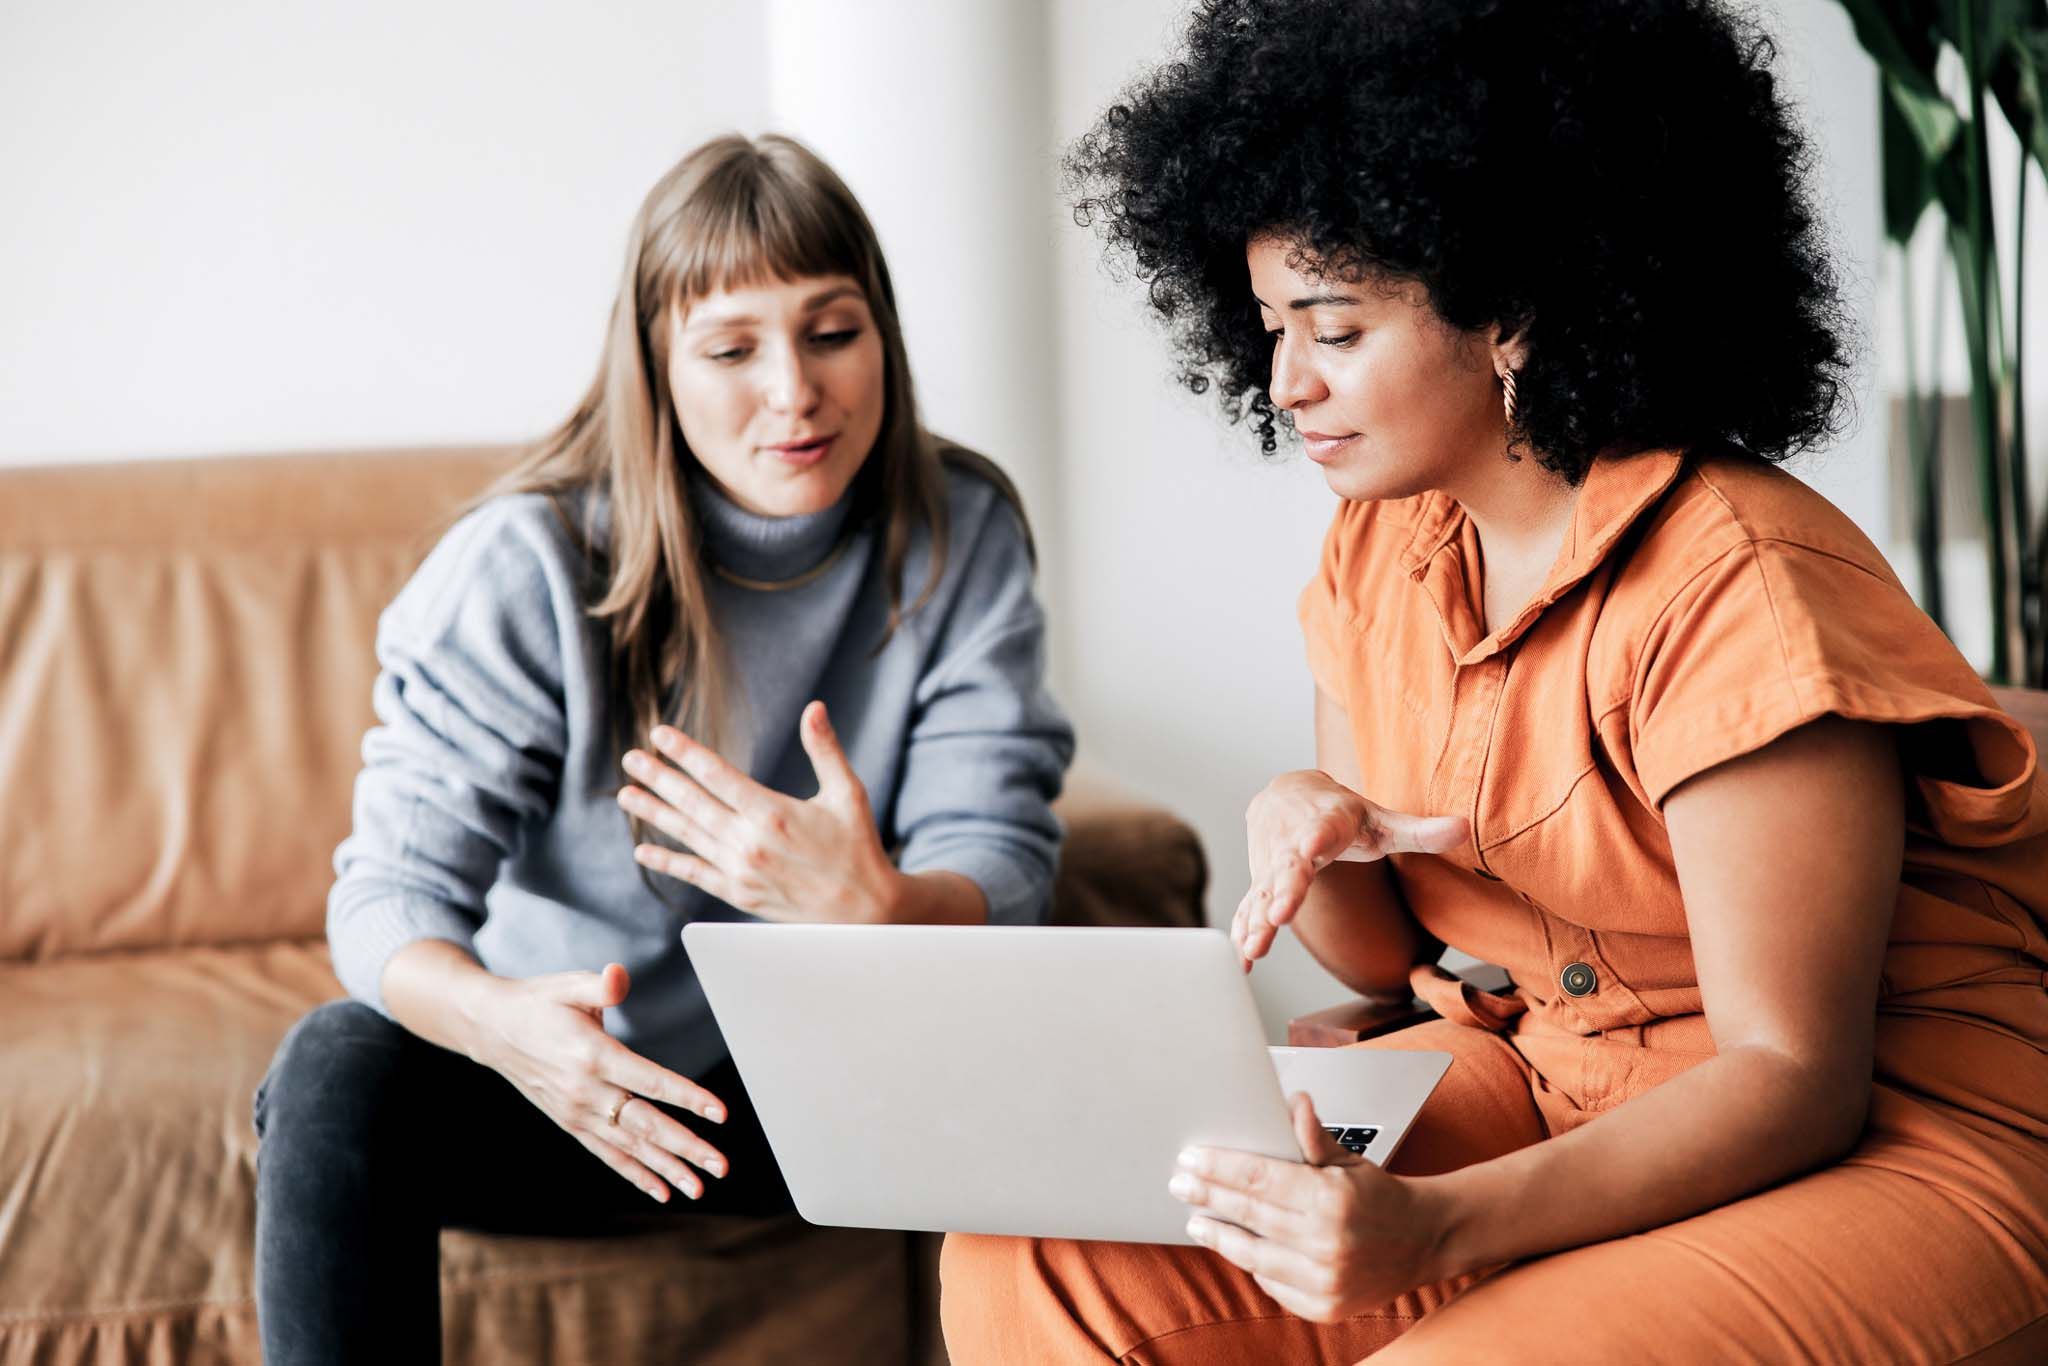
<box><xmin>327</xmin><ymin>463</ymin><xmax>1074</xmax><ymax>1079</ymax></box>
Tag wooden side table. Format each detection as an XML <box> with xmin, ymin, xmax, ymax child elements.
<box><xmin>1287</xmin><ymin>963</ymin><xmax>1514</xmax><ymax>1047</ymax></box>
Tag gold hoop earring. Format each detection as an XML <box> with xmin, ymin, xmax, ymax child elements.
<box><xmin>1498</xmin><ymin>368</ymin><xmax>1520</xmax><ymax>427</ymax></box>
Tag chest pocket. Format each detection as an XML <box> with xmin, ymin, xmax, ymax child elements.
<box><xmin>1338</xmin><ymin>597</ymin><xmax>1457</xmax><ymax>816</ymax></box>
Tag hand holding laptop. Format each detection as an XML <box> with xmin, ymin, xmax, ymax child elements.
<box><xmin>1233</xmin><ymin>771</ymin><xmax>1469</xmax><ymax>968</ymax></box>
<box><xmin>1172</xmin><ymin>1089</ymin><xmax>1448</xmax><ymax>1324</ymax></box>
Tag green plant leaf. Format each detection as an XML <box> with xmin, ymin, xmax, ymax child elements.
<box><xmin>1991</xmin><ymin>26</ymin><xmax>2048</xmax><ymax>172</ymax></box>
<box><xmin>1891</xmin><ymin>69</ymin><xmax>1966</xmax><ymax>159</ymax></box>
<box><xmin>1885</xmin><ymin>82</ymin><xmax>1947</xmax><ymax>239</ymax></box>
<box><xmin>1840</xmin><ymin>2</ymin><xmax>1962</xmax><ymax>239</ymax></box>
<box><xmin>1834</xmin><ymin>0</ymin><xmax>1948</xmax><ymax>98</ymax></box>
<box><xmin>1931</xmin><ymin>0</ymin><xmax>2032</xmax><ymax>67</ymax></box>
<box><xmin>1930</xmin><ymin>117</ymin><xmax>1977</xmax><ymax>225</ymax></box>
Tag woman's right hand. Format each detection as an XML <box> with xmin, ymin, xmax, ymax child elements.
<box><xmin>466</xmin><ymin>961</ymin><xmax>731</xmax><ymax>1203</ymax></box>
<box><xmin>1233</xmin><ymin>771</ymin><xmax>1468</xmax><ymax>968</ymax></box>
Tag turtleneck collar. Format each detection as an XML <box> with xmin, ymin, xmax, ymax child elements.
<box><xmin>688</xmin><ymin>470</ymin><xmax>858</xmax><ymax>584</ymax></box>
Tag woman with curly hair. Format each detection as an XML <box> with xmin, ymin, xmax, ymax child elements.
<box><xmin>942</xmin><ymin>1</ymin><xmax>2048</xmax><ymax>1360</ymax></box>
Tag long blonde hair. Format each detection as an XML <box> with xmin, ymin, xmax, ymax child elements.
<box><xmin>485</xmin><ymin>133</ymin><xmax>1024</xmax><ymax>765</ymax></box>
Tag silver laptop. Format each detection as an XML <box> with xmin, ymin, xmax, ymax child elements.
<box><xmin>682</xmin><ymin>924</ymin><xmax>1450</xmax><ymax>1245</ymax></box>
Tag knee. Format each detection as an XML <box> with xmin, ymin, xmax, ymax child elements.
<box><xmin>939</xmin><ymin>1234</ymin><xmax>1014</xmax><ymax>1322</ymax></box>
<box><xmin>941</xmin><ymin>1234</ymin><xmax>1044</xmax><ymax>1361</ymax></box>
<box><xmin>940</xmin><ymin>1231</ymin><xmax>1014</xmax><ymax>1279</ymax></box>
<box><xmin>253</xmin><ymin>999</ymin><xmax>411</xmax><ymax>1153</ymax></box>
<box><xmin>943</xmin><ymin>1233</ymin><xmax>1279</xmax><ymax>1364</ymax></box>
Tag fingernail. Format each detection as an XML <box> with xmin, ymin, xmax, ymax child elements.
<box><xmin>709</xmin><ymin>1159</ymin><xmax>727</xmax><ymax>1178</ymax></box>
<box><xmin>706</xmin><ymin>1107</ymin><xmax>726</xmax><ymax>1124</ymax></box>
<box><xmin>1186</xmin><ymin>1217</ymin><xmax>1209</xmax><ymax>1242</ymax></box>
<box><xmin>1168</xmin><ymin>1173</ymin><xmax>1200</xmax><ymax>1200</ymax></box>
<box><xmin>622</xmin><ymin>753</ymin><xmax>647</xmax><ymax>774</ymax></box>
<box><xmin>1176</xmin><ymin>1148</ymin><xmax>1202</xmax><ymax>1169</ymax></box>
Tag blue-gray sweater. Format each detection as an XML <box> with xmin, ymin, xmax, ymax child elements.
<box><xmin>327</xmin><ymin>462</ymin><xmax>1074</xmax><ymax>1079</ymax></box>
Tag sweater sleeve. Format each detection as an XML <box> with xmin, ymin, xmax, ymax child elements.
<box><xmin>326</xmin><ymin>501</ymin><xmax>570</xmax><ymax>1014</ymax></box>
<box><xmin>891</xmin><ymin>493</ymin><xmax>1076</xmax><ymax>925</ymax></box>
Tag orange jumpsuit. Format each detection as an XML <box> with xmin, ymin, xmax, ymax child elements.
<box><xmin>943</xmin><ymin>450</ymin><xmax>2048</xmax><ymax>1363</ymax></box>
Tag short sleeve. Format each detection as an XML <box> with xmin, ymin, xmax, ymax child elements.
<box><xmin>1630</xmin><ymin>538</ymin><xmax>2036</xmax><ymax>845</ymax></box>
<box><xmin>1298</xmin><ymin>507</ymin><xmax>1354</xmax><ymax>706</ymax></box>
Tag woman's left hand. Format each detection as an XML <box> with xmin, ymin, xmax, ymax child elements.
<box><xmin>617</xmin><ymin>700</ymin><xmax>903</xmax><ymax>923</ymax></box>
<box><xmin>1170</xmin><ymin>1092</ymin><xmax>1449</xmax><ymax>1322</ymax></box>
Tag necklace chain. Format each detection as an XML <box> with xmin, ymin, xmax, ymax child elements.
<box><xmin>708</xmin><ymin>529</ymin><xmax>855</xmax><ymax>592</ymax></box>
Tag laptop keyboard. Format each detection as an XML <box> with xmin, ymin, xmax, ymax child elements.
<box><xmin>1322</xmin><ymin>1125</ymin><xmax>1381</xmax><ymax>1155</ymax></box>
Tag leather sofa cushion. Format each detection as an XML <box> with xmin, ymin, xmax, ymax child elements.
<box><xmin>0</xmin><ymin>942</ymin><xmax>910</xmax><ymax>1364</ymax></box>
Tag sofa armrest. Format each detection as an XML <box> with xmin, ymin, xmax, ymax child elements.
<box><xmin>1046</xmin><ymin>761</ymin><xmax>1208</xmax><ymax>931</ymax></box>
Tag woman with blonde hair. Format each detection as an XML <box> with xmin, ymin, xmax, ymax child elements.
<box><xmin>252</xmin><ymin>133</ymin><xmax>1072</xmax><ymax>1362</ymax></box>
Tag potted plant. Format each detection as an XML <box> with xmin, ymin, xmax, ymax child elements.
<box><xmin>1832</xmin><ymin>0</ymin><xmax>2048</xmax><ymax>683</ymax></box>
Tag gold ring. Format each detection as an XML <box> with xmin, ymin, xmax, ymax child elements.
<box><xmin>606</xmin><ymin>1093</ymin><xmax>631</xmax><ymax>1127</ymax></box>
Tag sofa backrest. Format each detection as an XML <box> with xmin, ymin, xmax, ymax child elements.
<box><xmin>0</xmin><ymin>446</ymin><xmax>513</xmax><ymax>961</ymax></box>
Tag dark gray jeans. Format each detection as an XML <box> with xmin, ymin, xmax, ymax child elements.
<box><xmin>252</xmin><ymin>999</ymin><xmax>794</xmax><ymax>1364</ymax></box>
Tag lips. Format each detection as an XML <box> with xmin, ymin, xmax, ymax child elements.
<box><xmin>766</xmin><ymin>435</ymin><xmax>835</xmax><ymax>468</ymax></box>
<box><xmin>1299</xmin><ymin>430</ymin><xmax>1359</xmax><ymax>463</ymax></box>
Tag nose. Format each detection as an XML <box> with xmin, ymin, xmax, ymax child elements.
<box><xmin>1267</xmin><ymin>332</ymin><xmax>1325</xmax><ymax>412</ymax></box>
<box><xmin>762</xmin><ymin>340</ymin><xmax>823</xmax><ymax>417</ymax></box>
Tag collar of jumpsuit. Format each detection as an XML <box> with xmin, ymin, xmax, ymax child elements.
<box><xmin>1399</xmin><ymin>448</ymin><xmax>1688</xmax><ymax>664</ymax></box>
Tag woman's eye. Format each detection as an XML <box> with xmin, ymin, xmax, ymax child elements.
<box><xmin>809</xmin><ymin>328</ymin><xmax>861</xmax><ymax>348</ymax></box>
<box><xmin>1267</xmin><ymin>328</ymin><xmax>1356</xmax><ymax>347</ymax></box>
<box><xmin>707</xmin><ymin>347</ymin><xmax>750</xmax><ymax>364</ymax></box>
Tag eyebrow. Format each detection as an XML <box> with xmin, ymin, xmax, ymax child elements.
<box><xmin>683</xmin><ymin>285</ymin><xmax>865</xmax><ymax>333</ymax></box>
<box><xmin>1252</xmin><ymin>291</ymin><xmax>1363</xmax><ymax>312</ymax></box>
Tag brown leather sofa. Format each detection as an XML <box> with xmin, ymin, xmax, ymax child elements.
<box><xmin>0</xmin><ymin>447</ymin><xmax>1208</xmax><ymax>1365</ymax></box>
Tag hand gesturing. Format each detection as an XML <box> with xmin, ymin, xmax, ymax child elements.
<box><xmin>617</xmin><ymin>700</ymin><xmax>901</xmax><ymax>924</ymax></box>
<box><xmin>1234</xmin><ymin>769</ymin><xmax>1467</xmax><ymax>968</ymax></box>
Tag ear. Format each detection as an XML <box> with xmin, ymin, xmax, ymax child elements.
<box><xmin>1489</xmin><ymin>322</ymin><xmax>1531</xmax><ymax>378</ymax></box>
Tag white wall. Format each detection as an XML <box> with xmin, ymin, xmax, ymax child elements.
<box><xmin>0</xmin><ymin>0</ymin><xmax>767</xmax><ymax>464</ymax></box>
<box><xmin>1</xmin><ymin>2</ymin><xmax>1936</xmax><ymax>1036</ymax></box>
<box><xmin>1770</xmin><ymin>0</ymin><xmax>1886</xmax><ymax>545</ymax></box>
<box><xmin>762</xmin><ymin>0</ymin><xmax>1066</xmax><ymax>616</ymax></box>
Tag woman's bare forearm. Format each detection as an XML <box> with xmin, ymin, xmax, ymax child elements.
<box><xmin>1289</xmin><ymin>856</ymin><xmax>1437</xmax><ymax>1000</ymax></box>
<box><xmin>379</xmin><ymin>938</ymin><xmax>506</xmax><ymax>1059</ymax></box>
<box><xmin>1413</xmin><ymin>718</ymin><xmax>1902</xmax><ymax>1281</ymax></box>
<box><xmin>1296</xmin><ymin>689</ymin><xmax>1442</xmax><ymax>998</ymax></box>
<box><xmin>1424</xmin><ymin>1043</ymin><xmax>1867</xmax><ymax>1278</ymax></box>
